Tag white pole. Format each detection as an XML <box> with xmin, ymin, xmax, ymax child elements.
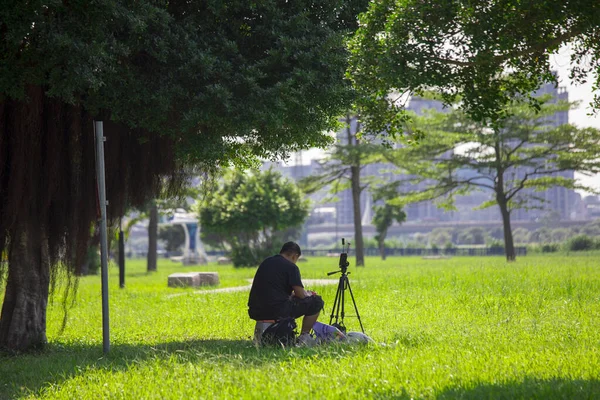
<box><xmin>94</xmin><ymin>121</ymin><xmax>110</xmax><ymax>354</ymax></box>
<box><xmin>181</xmin><ymin>223</ymin><xmax>190</xmax><ymax>261</ymax></box>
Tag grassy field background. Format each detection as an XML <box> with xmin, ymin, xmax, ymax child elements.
<box><xmin>1</xmin><ymin>254</ymin><xmax>599</xmax><ymax>399</ymax></box>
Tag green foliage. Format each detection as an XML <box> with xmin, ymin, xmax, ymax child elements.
<box><xmin>387</xmin><ymin>98</ymin><xmax>600</xmax><ymax>211</ymax></box>
<box><xmin>372</xmin><ymin>187</ymin><xmax>406</xmax><ymax>255</ymax></box>
<box><xmin>581</xmin><ymin>219</ymin><xmax>600</xmax><ymax>237</ymax></box>
<box><xmin>383</xmin><ymin>97</ymin><xmax>600</xmax><ymax>261</ymax></box>
<box><xmin>541</xmin><ymin>243</ymin><xmax>560</xmax><ymax>253</ymax></box>
<box><xmin>199</xmin><ymin>169</ymin><xmax>309</xmax><ymax>267</ymax></box>
<box><xmin>1</xmin><ymin>0</ymin><xmax>367</xmax><ymax>165</ymax></box>
<box><xmin>487</xmin><ymin>240</ymin><xmax>505</xmax><ymax>254</ymax></box>
<box><xmin>349</xmin><ymin>0</ymin><xmax>600</xmax><ymax>127</ymax></box>
<box><xmin>512</xmin><ymin>227</ymin><xmax>532</xmax><ymax>244</ymax></box>
<box><xmin>158</xmin><ymin>225</ymin><xmax>185</xmax><ymax>253</ymax></box>
<box><xmin>372</xmin><ymin>204</ymin><xmax>406</xmax><ymax>237</ymax></box>
<box><xmin>299</xmin><ymin>117</ymin><xmax>388</xmax><ymax>195</ymax></box>
<box><xmin>531</xmin><ymin>227</ymin><xmax>552</xmax><ymax>244</ymax></box>
<box><xmin>81</xmin><ymin>246</ymin><xmax>100</xmax><ymax>276</ymax></box>
<box><xmin>567</xmin><ymin>235</ymin><xmax>597</xmax><ymax>252</ymax></box>
<box><xmin>457</xmin><ymin>227</ymin><xmax>487</xmax><ymax>245</ymax></box>
<box><xmin>429</xmin><ymin>228</ymin><xmax>453</xmax><ymax>247</ymax></box>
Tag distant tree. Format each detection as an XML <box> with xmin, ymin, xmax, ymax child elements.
<box><xmin>199</xmin><ymin>169</ymin><xmax>310</xmax><ymax>267</ymax></box>
<box><xmin>158</xmin><ymin>226</ymin><xmax>185</xmax><ymax>254</ymax></box>
<box><xmin>384</xmin><ymin>97</ymin><xmax>600</xmax><ymax>261</ymax></box>
<box><xmin>300</xmin><ymin>115</ymin><xmax>388</xmax><ymax>267</ymax></box>
<box><xmin>457</xmin><ymin>228</ymin><xmax>486</xmax><ymax>245</ymax></box>
<box><xmin>488</xmin><ymin>227</ymin><xmax>505</xmax><ymax>241</ymax></box>
<box><xmin>581</xmin><ymin>219</ymin><xmax>600</xmax><ymax>237</ymax></box>
<box><xmin>551</xmin><ymin>228</ymin><xmax>572</xmax><ymax>243</ymax></box>
<box><xmin>531</xmin><ymin>228</ymin><xmax>552</xmax><ymax>244</ymax></box>
<box><xmin>429</xmin><ymin>228</ymin><xmax>454</xmax><ymax>248</ymax></box>
<box><xmin>371</xmin><ymin>186</ymin><xmax>406</xmax><ymax>260</ymax></box>
<box><xmin>512</xmin><ymin>228</ymin><xmax>532</xmax><ymax>244</ymax></box>
<box><xmin>567</xmin><ymin>235</ymin><xmax>597</xmax><ymax>251</ymax></box>
<box><xmin>372</xmin><ymin>204</ymin><xmax>406</xmax><ymax>260</ymax></box>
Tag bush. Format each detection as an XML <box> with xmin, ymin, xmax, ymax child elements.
<box><xmin>231</xmin><ymin>243</ymin><xmax>280</xmax><ymax>268</ymax></box>
<box><xmin>488</xmin><ymin>239</ymin><xmax>504</xmax><ymax>250</ymax></box>
<box><xmin>567</xmin><ymin>235</ymin><xmax>595</xmax><ymax>251</ymax></box>
<box><xmin>487</xmin><ymin>240</ymin><xmax>504</xmax><ymax>255</ymax></box>
<box><xmin>541</xmin><ymin>243</ymin><xmax>559</xmax><ymax>253</ymax></box>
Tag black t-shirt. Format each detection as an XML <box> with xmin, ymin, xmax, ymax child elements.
<box><xmin>247</xmin><ymin>254</ymin><xmax>303</xmax><ymax>320</ymax></box>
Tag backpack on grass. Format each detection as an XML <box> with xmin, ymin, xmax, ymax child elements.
<box><xmin>261</xmin><ymin>317</ymin><xmax>297</xmax><ymax>347</ymax></box>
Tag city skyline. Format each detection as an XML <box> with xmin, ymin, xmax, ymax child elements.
<box><xmin>290</xmin><ymin>57</ymin><xmax>600</xmax><ymax>195</ymax></box>
<box><xmin>269</xmin><ymin>82</ymin><xmax>598</xmax><ymax>234</ymax></box>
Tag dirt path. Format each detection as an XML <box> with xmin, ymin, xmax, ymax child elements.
<box><xmin>166</xmin><ymin>278</ymin><xmax>339</xmax><ymax>298</ymax></box>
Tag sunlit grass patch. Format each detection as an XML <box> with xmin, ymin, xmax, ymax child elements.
<box><xmin>1</xmin><ymin>255</ymin><xmax>600</xmax><ymax>399</ymax></box>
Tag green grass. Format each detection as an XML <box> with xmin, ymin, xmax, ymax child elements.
<box><xmin>1</xmin><ymin>255</ymin><xmax>600</xmax><ymax>399</ymax></box>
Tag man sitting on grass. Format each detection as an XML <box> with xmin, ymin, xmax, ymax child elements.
<box><xmin>248</xmin><ymin>241</ymin><xmax>324</xmax><ymax>346</ymax></box>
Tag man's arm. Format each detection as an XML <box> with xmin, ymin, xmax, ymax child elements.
<box><xmin>292</xmin><ymin>285</ymin><xmax>310</xmax><ymax>299</ymax></box>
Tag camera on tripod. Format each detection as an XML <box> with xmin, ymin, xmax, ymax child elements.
<box><xmin>328</xmin><ymin>238</ymin><xmax>350</xmax><ymax>276</ymax></box>
<box><xmin>326</xmin><ymin>238</ymin><xmax>364</xmax><ymax>334</ymax></box>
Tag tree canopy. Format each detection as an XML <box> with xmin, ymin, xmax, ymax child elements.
<box><xmin>2</xmin><ymin>0</ymin><xmax>367</xmax><ymax>162</ymax></box>
<box><xmin>373</xmin><ymin>186</ymin><xmax>406</xmax><ymax>260</ymax></box>
<box><xmin>199</xmin><ymin>168</ymin><xmax>310</xmax><ymax>267</ymax></box>
<box><xmin>0</xmin><ymin>0</ymin><xmax>368</xmax><ymax>351</ymax></box>
<box><xmin>348</xmin><ymin>0</ymin><xmax>600</xmax><ymax>128</ymax></box>
<box><xmin>384</xmin><ymin>96</ymin><xmax>600</xmax><ymax>260</ymax></box>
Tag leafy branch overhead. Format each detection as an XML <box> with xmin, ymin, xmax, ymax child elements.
<box><xmin>349</xmin><ymin>0</ymin><xmax>600</xmax><ymax>132</ymax></box>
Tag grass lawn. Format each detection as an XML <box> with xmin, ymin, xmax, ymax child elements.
<box><xmin>1</xmin><ymin>254</ymin><xmax>599</xmax><ymax>399</ymax></box>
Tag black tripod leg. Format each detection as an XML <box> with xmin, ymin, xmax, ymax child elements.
<box><xmin>334</xmin><ymin>278</ymin><xmax>343</xmax><ymax>327</ymax></box>
<box><xmin>340</xmin><ymin>276</ymin><xmax>346</xmax><ymax>323</ymax></box>
<box><xmin>329</xmin><ymin>276</ymin><xmax>343</xmax><ymax>325</ymax></box>
<box><xmin>345</xmin><ymin>279</ymin><xmax>365</xmax><ymax>333</ymax></box>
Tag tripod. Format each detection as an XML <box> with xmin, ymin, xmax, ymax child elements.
<box><xmin>327</xmin><ymin>239</ymin><xmax>365</xmax><ymax>334</ymax></box>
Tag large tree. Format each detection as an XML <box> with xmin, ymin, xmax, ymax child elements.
<box><xmin>300</xmin><ymin>115</ymin><xmax>386</xmax><ymax>267</ymax></box>
<box><xmin>199</xmin><ymin>168</ymin><xmax>310</xmax><ymax>267</ymax></box>
<box><xmin>384</xmin><ymin>97</ymin><xmax>600</xmax><ymax>261</ymax></box>
<box><xmin>348</xmin><ymin>0</ymin><xmax>600</xmax><ymax>128</ymax></box>
<box><xmin>0</xmin><ymin>0</ymin><xmax>367</xmax><ymax>352</ymax></box>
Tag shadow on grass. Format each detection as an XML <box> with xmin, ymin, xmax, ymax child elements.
<box><xmin>371</xmin><ymin>378</ymin><xmax>600</xmax><ymax>399</ymax></box>
<box><xmin>0</xmin><ymin>338</ymin><xmax>361</xmax><ymax>399</ymax></box>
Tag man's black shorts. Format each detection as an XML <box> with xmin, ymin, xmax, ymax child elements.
<box><xmin>286</xmin><ymin>295</ymin><xmax>324</xmax><ymax>319</ymax></box>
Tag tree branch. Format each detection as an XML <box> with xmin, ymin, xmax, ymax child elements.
<box><xmin>431</xmin><ymin>27</ymin><xmax>583</xmax><ymax>68</ymax></box>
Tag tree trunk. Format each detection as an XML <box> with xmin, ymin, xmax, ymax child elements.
<box><xmin>378</xmin><ymin>237</ymin><xmax>386</xmax><ymax>260</ymax></box>
<box><xmin>0</xmin><ymin>221</ymin><xmax>50</xmax><ymax>352</ymax></box>
<box><xmin>147</xmin><ymin>201</ymin><xmax>158</xmax><ymax>272</ymax></box>
<box><xmin>498</xmin><ymin>199</ymin><xmax>516</xmax><ymax>262</ymax></box>
<box><xmin>378</xmin><ymin>228</ymin><xmax>388</xmax><ymax>260</ymax></box>
<box><xmin>346</xmin><ymin>115</ymin><xmax>365</xmax><ymax>267</ymax></box>
<box><xmin>495</xmin><ymin>160</ymin><xmax>515</xmax><ymax>262</ymax></box>
<box><xmin>350</xmin><ymin>164</ymin><xmax>365</xmax><ymax>266</ymax></box>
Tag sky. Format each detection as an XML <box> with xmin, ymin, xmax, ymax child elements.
<box><xmin>285</xmin><ymin>46</ymin><xmax>599</xmax><ymax>196</ymax></box>
<box><xmin>551</xmin><ymin>47</ymin><xmax>600</xmax><ymax>196</ymax></box>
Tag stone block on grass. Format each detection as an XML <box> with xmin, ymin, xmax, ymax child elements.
<box><xmin>197</xmin><ymin>272</ymin><xmax>220</xmax><ymax>286</ymax></box>
<box><xmin>168</xmin><ymin>272</ymin><xmax>219</xmax><ymax>288</ymax></box>
<box><xmin>217</xmin><ymin>257</ymin><xmax>231</xmax><ymax>265</ymax></box>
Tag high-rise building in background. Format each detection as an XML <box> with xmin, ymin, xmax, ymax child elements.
<box><xmin>265</xmin><ymin>82</ymin><xmax>587</xmax><ymax>236</ymax></box>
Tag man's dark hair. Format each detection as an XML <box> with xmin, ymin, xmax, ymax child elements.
<box><xmin>280</xmin><ymin>241</ymin><xmax>301</xmax><ymax>257</ymax></box>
